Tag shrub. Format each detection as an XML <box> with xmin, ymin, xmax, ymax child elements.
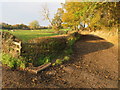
<box><xmin>1</xmin><ymin>53</ymin><xmax>26</xmax><ymax>69</ymax></box>
<box><xmin>22</xmin><ymin>36</ymin><xmax>67</xmax><ymax>66</ymax></box>
<box><xmin>52</xmin><ymin>32</ymin><xmax>81</xmax><ymax>66</ymax></box>
<box><xmin>34</xmin><ymin>56</ymin><xmax>51</xmax><ymax>66</ymax></box>
<box><xmin>64</xmin><ymin>48</ymin><xmax>73</xmax><ymax>55</ymax></box>
<box><xmin>52</xmin><ymin>56</ymin><xmax>70</xmax><ymax>66</ymax></box>
<box><xmin>55</xmin><ymin>59</ymin><xmax>63</xmax><ymax>65</ymax></box>
<box><xmin>63</xmin><ymin>56</ymin><xmax>70</xmax><ymax>61</ymax></box>
<box><xmin>67</xmin><ymin>32</ymin><xmax>81</xmax><ymax>45</ymax></box>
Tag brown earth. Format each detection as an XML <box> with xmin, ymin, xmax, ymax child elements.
<box><xmin>2</xmin><ymin>34</ymin><xmax>118</xmax><ymax>88</ymax></box>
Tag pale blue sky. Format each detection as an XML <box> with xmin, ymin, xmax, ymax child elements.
<box><xmin>1</xmin><ymin>2</ymin><xmax>64</xmax><ymax>26</ymax></box>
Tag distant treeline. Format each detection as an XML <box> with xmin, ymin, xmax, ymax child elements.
<box><xmin>0</xmin><ymin>22</ymin><xmax>51</xmax><ymax>30</ymax></box>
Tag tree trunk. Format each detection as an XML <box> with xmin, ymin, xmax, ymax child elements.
<box><xmin>80</xmin><ymin>24</ymin><xmax>84</xmax><ymax>30</ymax></box>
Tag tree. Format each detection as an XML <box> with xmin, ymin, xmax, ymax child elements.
<box><xmin>52</xmin><ymin>8</ymin><xmax>64</xmax><ymax>31</ymax></box>
<box><xmin>84</xmin><ymin>2</ymin><xmax>119</xmax><ymax>30</ymax></box>
<box><xmin>29</xmin><ymin>20</ymin><xmax>40</xmax><ymax>30</ymax></box>
<box><xmin>12</xmin><ymin>24</ymin><xmax>29</xmax><ymax>29</ymax></box>
<box><xmin>1</xmin><ymin>23</ymin><xmax>30</xmax><ymax>30</ymax></box>
<box><xmin>62</xmin><ymin>2</ymin><xmax>87</xmax><ymax>31</ymax></box>
<box><xmin>62</xmin><ymin>2</ymin><xmax>119</xmax><ymax>31</ymax></box>
<box><xmin>41</xmin><ymin>5</ymin><xmax>53</xmax><ymax>26</ymax></box>
<box><xmin>1</xmin><ymin>23</ymin><xmax>13</xmax><ymax>30</ymax></box>
<box><xmin>42</xmin><ymin>4</ymin><xmax>65</xmax><ymax>31</ymax></box>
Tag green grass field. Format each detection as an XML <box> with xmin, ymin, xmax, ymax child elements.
<box><xmin>2</xmin><ymin>29</ymin><xmax>58</xmax><ymax>42</ymax></box>
<box><xmin>2</xmin><ymin>29</ymin><xmax>68</xmax><ymax>42</ymax></box>
<box><xmin>2</xmin><ymin>29</ymin><xmax>70</xmax><ymax>42</ymax></box>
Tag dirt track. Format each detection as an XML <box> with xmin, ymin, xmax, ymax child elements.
<box><xmin>2</xmin><ymin>34</ymin><xmax>118</xmax><ymax>88</ymax></box>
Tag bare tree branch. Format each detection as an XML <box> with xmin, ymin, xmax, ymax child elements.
<box><xmin>41</xmin><ymin>4</ymin><xmax>53</xmax><ymax>26</ymax></box>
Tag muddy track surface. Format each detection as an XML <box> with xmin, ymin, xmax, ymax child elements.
<box><xmin>2</xmin><ymin>34</ymin><xmax>118</xmax><ymax>88</ymax></box>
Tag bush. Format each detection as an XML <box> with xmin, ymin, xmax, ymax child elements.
<box><xmin>64</xmin><ymin>48</ymin><xmax>73</xmax><ymax>55</ymax></box>
<box><xmin>63</xmin><ymin>56</ymin><xmax>70</xmax><ymax>61</ymax></box>
<box><xmin>55</xmin><ymin>59</ymin><xmax>63</xmax><ymax>65</ymax></box>
<box><xmin>34</xmin><ymin>56</ymin><xmax>51</xmax><ymax>66</ymax></box>
<box><xmin>1</xmin><ymin>53</ymin><xmax>26</xmax><ymax>69</ymax></box>
<box><xmin>52</xmin><ymin>32</ymin><xmax>81</xmax><ymax>66</ymax></box>
<box><xmin>22</xmin><ymin>37</ymin><xmax>67</xmax><ymax>66</ymax></box>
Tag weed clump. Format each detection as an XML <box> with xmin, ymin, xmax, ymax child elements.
<box><xmin>1</xmin><ymin>53</ymin><xmax>26</xmax><ymax>69</ymax></box>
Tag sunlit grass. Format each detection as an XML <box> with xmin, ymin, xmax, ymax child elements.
<box><xmin>2</xmin><ymin>29</ymin><xmax>70</xmax><ymax>42</ymax></box>
<box><xmin>2</xmin><ymin>29</ymin><xmax>59</xmax><ymax>42</ymax></box>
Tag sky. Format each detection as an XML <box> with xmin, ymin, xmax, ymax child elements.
<box><xmin>0</xmin><ymin>0</ymin><xmax>65</xmax><ymax>26</ymax></box>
